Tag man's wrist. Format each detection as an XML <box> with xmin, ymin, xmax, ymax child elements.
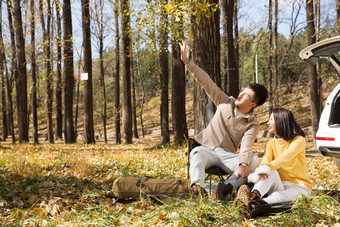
<box><xmin>239</xmin><ymin>162</ymin><xmax>249</xmax><ymax>167</ymax></box>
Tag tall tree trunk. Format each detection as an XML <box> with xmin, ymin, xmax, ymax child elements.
<box><xmin>136</xmin><ymin>49</ymin><xmax>145</xmax><ymax>138</ymax></box>
<box><xmin>306</xmin><ymin>0</ymin><xmax>321</xmax><ymax>137</ymax></box>
<box><xmin>63</xmin><ymin>0</ymin><xmax>76</xmax><ymax>143</ymax></box>
<box><xmin>0</xmin><ymin>1</ymin><xmax>8</xmax><ymax>141</ymax></box>
<box><xmin>114</xmin><ymin>0</ymin><xmax>121</xmax><ymax>144</ymax></box>
<box><xmin>131</xmin><ymin>55</ymin><xmax>139</xmax><ymax>139</ymax></box>
<box><xmin>30</xmin><ymin>0</ymin><xmax>38</xmax><ymax>143</ymax></box>
<box><xmin>148</xmin><ymin>1</ymin><xmax>159</xmax><ymax>92</ymax></box>
<box><xmin>40</xmin><ymin>0</ymin><xmax>54</xmax><ymax>143</ymax></box>
<box><xmin>273</xmin><ymin>0</ymin><xmax>278</xmax><ymax>106</ymax></box>
<box><xmin>267</xmin><ymin>0</ymin><xmax>273</xmax><ymax>114</ymax></box>
<box><xmin>191</xmin><ymin>0</ymin><xmax>220</xmax><ymax>133</ymax></box>
<box><xmin>234</xmin><ymin>0</ymin><xmax>239</xmax><ymax>86</ymax></box>
<box><xmin>171</xmin><ymin>0</ymin><xmax>188</xmax><ymax>145</ymax></box>
<box><xmin>314</xmin><ymin>0</ymin><xmax>322</xmax><ymax>113</ymax></box>
<box><xmin>81</xmin><ymin>0</ymin><xmax>95</xmax><ymax>144</ymax></box>
<box><xmin>55</xmin><ymin>0</ymin><xmax>63</xmax><ymax>139</ymax></box>
<box><xmin>221</xmin><ymin>0</ymin><xmax>228</xmax><ymax>92</ymax></box>
<box><xmin>95</xmin><ymin>0</ymin><xmax>107</xmax><ymax>143</ymax></box>
<box><xmin>160</xmin><ymin>0</ymin><xmax>169</xmax><ymax>144</ymax></box>
<box><xmin>13</xmin><ymin>0</ymin><xmax>29</xmax><ymax>143</ymax></box>
<box><xmin>75</xmin><ymin>55</ymin><xmax>82</xmax><ymax>139</ymax></box>
<box><xmin>7</xmin><ymin>1</ymin><xmax>16</xmax><ymax>143</ymax></box>
<box><xmin>226</xmin><ymin>0</ymin><xmax>238</xmax><ymax>98</ymax></box>
<box><xmin>121</xmin><ymin>0</ymin><xmax>132</xmax><ymax>144</ymax></box>
<box><xmin>55</xmin><ymin>0</ymin><xmax>63</xmax><ymax>140</ymax></box>
<box><xmin>337</xmin><ymin>0</ymin><xmax>340</xmax><ymax>34</ymax></box>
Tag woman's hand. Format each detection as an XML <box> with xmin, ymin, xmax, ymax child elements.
<box><xmin>179</xmin><ymin>41</ymin><xmax>190</xmax><ymax>64</ymax></box>
<box><xmin>259</xmin><ymin>173</ymin><xmax>269</xmax><ymax>181</ymax></box>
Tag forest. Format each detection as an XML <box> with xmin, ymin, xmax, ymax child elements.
<box><xmin>0</xmin><ymin>0</ymin><xmax>339</xmax><ymax>225</ymax></box>
<box><xmin>0</xmin><ymin>0</ymin><xmax>339</xmax><ymax>145</ymax></box>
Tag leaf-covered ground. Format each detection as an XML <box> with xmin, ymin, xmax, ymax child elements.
<box><xmin>0</xmin><ymin>136</ymin><xmax>339</xmax><ymax>226</ymax></box>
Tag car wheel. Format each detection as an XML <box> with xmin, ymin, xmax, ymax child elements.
<box><xmin>334</xmin><ymin>158</ymin><xmax>340</xmax><ymax>167</ymax></box>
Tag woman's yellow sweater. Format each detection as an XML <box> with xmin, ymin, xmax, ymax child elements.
<box><xmin>261</xmin><ymin>136</ymin><xmax>312</xmax><ymax>190</ymax></box>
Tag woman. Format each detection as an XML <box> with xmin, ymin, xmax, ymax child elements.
<box><xmin>236</xmin><ymin>108</ymin><xmax>312</xmax><ymax>213</ymax></box>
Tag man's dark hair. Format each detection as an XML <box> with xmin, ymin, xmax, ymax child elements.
<box><xmin>272</xmin><ymin>108</ymin><xmax>305</xmax><ymax>141</ymax></box>
<box><xmin>247</xmin><ymin>83</ymin><xmax>268</xmax><ymax>107</ymax></box>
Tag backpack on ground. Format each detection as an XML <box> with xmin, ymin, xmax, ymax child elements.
<box><xmin>111</xmin><ymin>176</ymin><xmax>191</xmax><ymax>200</ymax></box>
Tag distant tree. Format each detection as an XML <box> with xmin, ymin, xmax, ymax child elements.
<box><xmin>81</xmin><ymin>0</ymin><xmax>95</xmax><ymax>144</ymax></box>
<box><xmin>191</xmin><ymin>0</ymin><xmax>220</xmax><ymax>133</ymax></box>
<box><xmin>273</xmin><ymin>0</ymin><xmax>278</xmax><ymax>106</ymax></box>
<box><xmin>63</xmin><ymin>0</ymin><xmax>76</xmax><ymax>143</ymax></box>
<box><xmin>30</xmin><ymin>0</ymin><xmax>38</xmax><ymax>143</ymax></box>
<box><xmin>306</xmin><ymin>0</ymin><xmax>321</xmax><ymax>137</ymax></box>
<box><xmin>114</xmin><ymin>0</ymin><xmax>121</xmax><ymax>144</ymax></box>
<box><xmin>0</xmin><ymin>0</ymin><xmax>8</xmax><ymax>141</ymax></box>
<box><xmin>221</xmin><ymin>0</ymin><xmax>228</xmax><ymax>92</ymax></box>
<box><xmin>225</xmin><ymin>0</ymin><xmax>238</xmax><ymax>98</ymax></box>
<box><xmin>160</xmin><ymin>0</ymin><xmax>169</xmax><ymax>144</ymax></box>
<box><xmin>131</xmin><ymin>54</ymin><xmax>139</xmax><ymax>139</ymax></box>
<box><xmin>13</xmin><ymin>0</ymin><xmax>29</xmax><ymax>143</ymax></box>
<box><xmin>337</xmin><ymin>0</ymin><xmax>340</xmax><ymax>34</ymax></box>
<box><xmin>267</xmin><ymin>0</ymin><xmax>273</xmax><ymax>114</ymax></box>
<box><xmin>171</xmin><ymin>0</ymin><xmax>188</xmax><ymax>145</ymax></box>
<box><xmin>39</xmin><ymin>0</ymin><xmax>54</xmax><ymax>143</ymax></box>
<box><xmin>6</xmin><ymin>1</ymin><xmax>15</xmax><ymax>143</ymax></box>
<box><xmin>94</xmin><ymin>0</ymin><xmax>107</xmax><ymax>143</ymax></box>
<box><xmin>55</xmin><ymin>0</ymin><xmax>63</xmax><ymax>140</ymax></box>
<box><xmin>121</xmin><ymin>0</ymin><xmax>133</xmax><ymax>144</ymax></box>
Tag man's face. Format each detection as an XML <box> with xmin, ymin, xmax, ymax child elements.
<box><xmin>235</xmin><ymin>87</ymin><xmax>257</xmax><ymax>110</ymax></box>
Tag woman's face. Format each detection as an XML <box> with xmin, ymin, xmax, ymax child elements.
<box><xmin>267</xmin><ymin>113</ymin><xmax>277</xmax><ymax>136</ymax></box>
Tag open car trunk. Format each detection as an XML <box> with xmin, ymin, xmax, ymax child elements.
<box><xmin>299</xmin><ymin>35</ymin><xmax>340</xmax><ymax>77</ymax></box>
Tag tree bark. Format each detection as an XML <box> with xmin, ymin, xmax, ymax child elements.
<box><xmin>114</xmin><ymin>0</ymin><xmax>121</xmax><ymax>144</ymax></box>
<box><xmin>337</xmin><ymin>0</ymin><xmax>340</xmax><ymax>34</ymax></box>
<box><xmin>273</xmin><ymin>0</ymin><xmax>278</xmax><ymax>106</ymax></box>
<box><xmin>226</xmin><ymin>0</ymin><xmax>238</xmax><ymax>98</ymax></box>
<box><xmin>6</xmin><ymin>1</ymin><xmax>15</xmax><ymax>143</ymax></box>
<box><xmin>191</xmin><ymin>0</ymin><xmax>220</xmax><ymax>134</ymax></box>
<box><xmin>30</xmin><ymin>0</ymin><xmax>38</xmax><ymax>143</ymax></box>
<box><xmin>81</xmin><ymin>0</ymin><xmax>95</xmax><ymax>144</ymax></box>
<box><xmin>160</xmin><ymin>0</ymin><xmax>169</xmax><ymax>144</ymax></box>
<box><xmin>55</xmin><ymin>0</ymin><xmax>63</xmax><ymax>140</ymax></box>
<box><xmin>13</xmin><ymin>0</ymin><xmax>29</xmax><ymax>143</ymax></box>
<box><xmin>0</xmin><ymin>1</ymin><xmax>8</xmax><ymax>141</ymax></box>
<box><xmin>171</xmin><ymin>0</ymin><xmax>188</xmax><ymax>145</ymax></box>
<box><xmin>267</xmin><ymin>0</ymin><xmax>273</xmax><ymax>114</ymax></box>
<box><xmin>121</xmin><ymin>0</ymin><xmax>132</xmax><ymax>144</ymax></box>
<box><xmin>131</xmin><ymin>55</ymin><xmax>139</xmax><ymax>139</ymax></box>
<box><xmin>40</xmin><ymin>0</ymin><xmax>54</xmax><ymax>143</ymax></box>
<box><xmin>306</xmin><ymin>0</ymin><xmax>321</xmax><ymax>137</ymax></box>
<box><xmin>95</xmin><ymin>0</ymin><xmax>107</xmax><ymax>143</ymax></box>
<box><xmin>63</xmin><ymin>0</ymin><xmax>76</xmax><ymax>143</ymax></box>
<box><xmin>221</xmin><ymin>0</ymin><xmax>228</xmax><ymax>92</ymax></box>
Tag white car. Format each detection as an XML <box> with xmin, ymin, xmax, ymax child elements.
<box><xmin>299</xmin><ymin>36</ymin><xmax>340</xmax><ymax>167</ymax></box>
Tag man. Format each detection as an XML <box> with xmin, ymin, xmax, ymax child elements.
<box><xmin>180</xmin><ymin>41</ymin><xmax>268</xmax><ymax>200</ymax></box>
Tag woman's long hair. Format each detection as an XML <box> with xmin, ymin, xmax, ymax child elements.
<box><xmin>272</xmin><ymin>108</ymin><xmax>305</xmax><ymax>141</ymax></box>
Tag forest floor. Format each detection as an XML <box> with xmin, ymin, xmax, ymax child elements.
<box><xmin>0</xmin><ymin>83</ymin><xmax>339</xmax><ymax>225</ymax></box>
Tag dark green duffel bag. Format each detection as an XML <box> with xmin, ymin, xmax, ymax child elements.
<box><xmin>111</xmin><ymin>176</ymin><xmax>191</xmax><ymax>199</ymax></box>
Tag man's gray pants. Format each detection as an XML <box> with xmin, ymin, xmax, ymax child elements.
<box><xmin>189</xmin><ymin>146</ymin><xmax>260</xmax><ymax>188</ymax></box>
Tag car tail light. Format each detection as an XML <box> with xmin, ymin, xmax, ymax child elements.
<box><xmin>316</xmin><ymin>137</ymin><xmax>335</xmax><ymax>141</ymax></box>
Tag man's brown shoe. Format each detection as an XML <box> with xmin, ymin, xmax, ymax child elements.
<box><xmin>191</xmin><ymin>184</ymin><xmax>207</xmax><ymax>197</ymax></box>
<box><xmin>211</xmin><ymin>182</ymin><xmax>234</xmax><ymax>202</ymax></box>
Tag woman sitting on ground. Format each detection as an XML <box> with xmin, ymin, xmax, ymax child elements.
<box><xmin>236</xmin><ymin>107</ymin><xmax>312</xmax><ymax>214</ymax></box>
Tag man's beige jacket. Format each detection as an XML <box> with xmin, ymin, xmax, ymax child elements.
<box><xmin>186</xmin><ymin>61</ymin><xmax>259</xmax><ymax>164</ymax></box>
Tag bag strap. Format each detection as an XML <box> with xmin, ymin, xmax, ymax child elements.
<box><xmin>136</xmin><ymin>176</ymin><xmax>182</xmax><ymax>186</ymax></box>
<box><xmin>136</xmin><ymin>176</ymin><xmax>154</xmax><ymax>186</ymax></box>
